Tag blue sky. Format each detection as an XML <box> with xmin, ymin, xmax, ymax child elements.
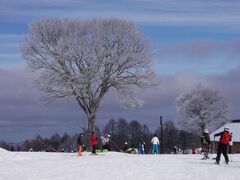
<box><xmin>1</xmin><ymin>0</ymin><xmax>240</xmax><ymax>142</ymax></box>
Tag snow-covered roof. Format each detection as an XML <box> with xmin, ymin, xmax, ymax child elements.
<box><xmin>210</xmin><ymin>120</ymin><xmax>240</xmax><ymax>142</ymax></box>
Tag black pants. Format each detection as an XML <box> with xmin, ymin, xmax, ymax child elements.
<box><xmin>92</xmin><ymin>145</ymin><xmax>96</xmax><ymax>154</ymax></box>
<box><xmin>216</xmin><ymin>143</ymin><xmax>229</xmax><ymax>163</ymax></box>
<box><xmin>102</xmin><ymin>144</ymin><xmax>108</xmax><ymax>151</ymax></box>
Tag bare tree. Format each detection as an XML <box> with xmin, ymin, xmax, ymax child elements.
<box><xmin>21</xmin><ymin>18</ymin><xmax>156</xmax><ymax>146</ymax></box>
<box><xmin>176</xmin><ymin>85</ymin><xmax>228</xmax><ymax>134</ymax></box>
<box><xmin>129</xmin><ymin>120</ymin><xmax>142</xmax><ymax>147</ymax></box>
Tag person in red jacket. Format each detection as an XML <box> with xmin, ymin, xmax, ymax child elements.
<box><xmin>91</xmin><ymin>131</ymin><xmax>97</xmax><ymax>154</ymax></box>
<box><xmin>214</xmin><ymin>127</ymin><xmax>232</xmax><ymax>164</ymax></box>
<box><xmin>191</xmin><ymin>145</ymin><xmax>196</xmax><ymax>154</ymax></box>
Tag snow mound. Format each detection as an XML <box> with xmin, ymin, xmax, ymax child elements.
<box><xmin>0</xmin><ymin>147</ymin><xmax>11</xmax><ymax>161</ymax></box>
<box><xmin>0</xmin><ymin>147</ymin><xmax>8</xmax><ymax>153</ymax></box>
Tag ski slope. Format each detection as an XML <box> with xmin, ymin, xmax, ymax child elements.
<box><xmin>0</xmin><ymin>148</ymin><xmax>239</xmax><ymax>180</ymax></box>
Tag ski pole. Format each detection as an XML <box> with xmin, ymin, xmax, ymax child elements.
<box><xmin>213</xmin><ymin>136</ymin><xmax>216</xmax><ymax>154</ymax></box>
<box><xmin>36</xmin><ymin>139</ymin><xmax>57</xmax><ymax>152</ymax></box>
<box><xmin>109</xmin><ymin>139</ymin><xmax>123</xmax><ymax>152</ymax></box>
<box><xmin>229</xmin><ymin>153</ymin><xmax>233</xmax><ymax>162</ymax></box>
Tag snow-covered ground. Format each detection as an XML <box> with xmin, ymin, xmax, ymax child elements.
<box><xmin>1</xmin><ymin>148</ymin><xmax>240</xmax><ymax>180</ymax></box>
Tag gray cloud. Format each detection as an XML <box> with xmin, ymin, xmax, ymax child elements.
<box><xmin>154</xmin><ymin>40</ymin><xmax>240</xmax><ymax>75</ymax></box>
<box><xmin>0</xmin><ymin>69</ymin><xmax>84</xmax><ymax>142</ymax></box>
<box><xmin>157</xmin><ymin>40</ymin><xmax>240</xmax><ymax>61</ymax></box>
<box><xmin>205</xmin><ymin>66</ymin><xmax>240</xmax><ymax>119</ymax></box>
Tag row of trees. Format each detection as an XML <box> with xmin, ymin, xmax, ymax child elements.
<box><xmin>0</xmin><ymin>119</ymin><xmax>200</xmax><ymax>154</ymax></box>
<box><xmin>102</xmin><ymin>118</ymin><xmax>200</xmax><ymax>153</ymax></box>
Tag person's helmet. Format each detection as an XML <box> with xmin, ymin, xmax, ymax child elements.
<box><xmin>108</xmin><ymin>134</ymin><xmax>111</xmax><ymax>137</ymax></box>
<box><xmin>203</xmin><ymin>129</ymin><xmax>209</xmax><ymax>133</ymax></box>
<box><xmin>224</xmin><ymin>127</ymin><xmax>230</xmax><ymax>131</ymax></box>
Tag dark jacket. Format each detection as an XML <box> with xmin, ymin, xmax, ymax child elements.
<box><xmin>77</xmin><ymin>133</ymin><xmax>83</xmax><ymax>146</ymax></box>
<box><xmin>201</xmin><ymin>133</ymin><xmax>211</xmax><ymax>145</ymax></box>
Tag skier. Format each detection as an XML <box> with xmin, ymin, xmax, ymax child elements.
<box><xmin>77</xmin><ymin>132</ymin><xmax>84</xmax><ymax>156</ymax></box>
<box><xmin>191</xmin><ymin>145</ymin><xmax>196</xmax><ymax>154</ymax></box>
<box><xmin>130</xmin><ymin>143</ymin><xmax>137</xmax><ymax>154</ymax></box>
<box><xmin>142</xmin><ymin>140</ymin><xmax>146</xmax><ymax>154</ymax></box>
<box><xmin>201</xmin><ymin>128</ymin><xmax>210</xmax><ymax>159</ymax></box>
<box><xmin>138</xmin><ymin>140</ymin><xmax>143</xmax><ymax>154</ymax></box>
<box><xmin>105</xmin><ymin>134</ymin><xmax>111</xmax><ymax>151</ymax></box>
<box><xmin>173</xmin><ymin>146</ymin><xmax>177</xmax><ymax>154</ymax></box>
<box><xmin>214</xmin><ymin>127</ymin><xmax>232</xmax><ymax>164</ymax></box>
<box><xmin>123</xmin><ymin>141</ymin><xmax>128</xmax><ymax>152</ymax></box>
<box><xmin>101</xmin><ymin>135</ymin><xmax>107</xmax><ymax>151</ymax></box>
<box><xmin>151</xmin><ymin>134</ymin><xmax>160</xmax><ymax>154</ymax></box>
<box><xmin>91</xmin><ymin>131</ymin><xmax>97</xmax><ymax>154</ymax></box>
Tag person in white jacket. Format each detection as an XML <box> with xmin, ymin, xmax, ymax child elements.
<box><xmin>151</xmin><ymin>134</ymin><xmax>160</xmax><ymax>154</ymax></box>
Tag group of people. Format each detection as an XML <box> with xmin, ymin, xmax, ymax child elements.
<box><xmin>123</xmin><ymin>134</ymin><xmax>160</xmax><ymax>154</ymax></box>
<box><xmin>124</xmin><ymin>140</ymin><xmax>147</xmax><ymax>154</ymax></box>
<box><xmin>78</xmin><ymin>127</ymin><xmax>233</xmax><ymax>165</ymax></box>
<box><xmin>77</xmin><ymin>132</ymin><xmax>161</xmax><ymax>156</ymax></box>
<box><xmin>77</xmin><ymin>131</ymin><xmax>111</xmax><ymax>156</ymax></box>
<box><xmin>200</xmin><ymin>127</ymin><xmax>232</xmax><ymax>164</ymax></box>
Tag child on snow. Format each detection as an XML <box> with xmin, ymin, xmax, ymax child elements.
<box><xmin>214</xmin><ymin>127</ymin><xmax>232</xmax><ymax>164</ymax></box>
<box><xmin>138</xmin><ymin>140</ymin><xmax>145</xmax><ymax>154</ymax></box>
<box><xmin>191</xmin><ymin>145</ymin><xmax>196</xmax><ymax>154</ymax></box>
<box><xmin>77</xmin><ymin>132</ymin><xmax>84</xmax><ymax>156</ymax></box>
<box><xmin>200</xmin><ymin>129</ymin><xmax>210</xmax><ymax>159</ymax></box>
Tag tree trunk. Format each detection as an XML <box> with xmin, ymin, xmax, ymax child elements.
<box><xmin>200</xmin><ymin>123</ymin><xmax>206</xmax><ymax>134</ymax></box>
<box><xmin>86</xmin><ymin>113</ymin><xmax>96</xmax><ymax>151</ymax></box>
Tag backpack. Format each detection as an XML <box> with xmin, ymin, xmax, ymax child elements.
<box><xmin>220</xmin><ymin>131</ymin><xmax>231</xmax><ymax>144</ymax></box>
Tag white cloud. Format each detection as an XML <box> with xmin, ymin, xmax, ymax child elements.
<box><xmin>1</xmin><ymin>0</ymin><xmax>240</xmax><ymax>30</ymax></box>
